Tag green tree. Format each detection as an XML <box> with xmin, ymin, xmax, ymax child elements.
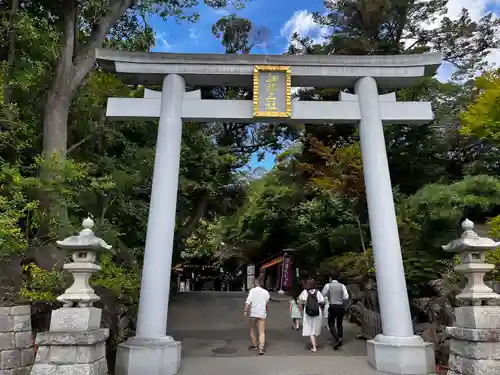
<box><xmin>310</xmin><ymin>0</ymin><xmax>499</xmax><ymax>77</ymax></box>
<box><xmin>289</xmin><ymin>0</ymin><xmax>500</xmax><ymax>193</ymax></box>
<box><xmin>21</xmin><ymin>0</ymin><xmax>248</xmax><ymax>160</ymax></box>
<box><xmin>297</xmin><ymin>137</ymin><xmax>368</xmax><ymax>252</ymax></box>
<box><xmin>212</xmin><ymin>13</ymin><xmax>269</xmax><ymax>54</ymax></box>
<box><xmin>397</xmin><ymin>175</ymin><xmax>500</xmax><ymax>294</ymax></box>
<box><xmin>460</xmin><ymin>70</ymin><xmax>500</xmax><ymax>142</ymax></box>
<box><xmin>0</xmin><ymin>4</ymin><xmax>263</xmax><ymax>312</ymax></box>
<box><xmin>0</xmin><ymin>0</ymin><xmax>251</xmax><ymax>232</ymax></box>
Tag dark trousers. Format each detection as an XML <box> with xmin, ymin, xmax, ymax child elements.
<box><xmin>328</xmin><ymin>304</ymin><xmax>345</xmax><ymax>341</ymax></box>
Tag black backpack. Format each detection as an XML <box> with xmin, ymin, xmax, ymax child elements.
<box><xmin>305</xmin><ymin>290</ymin><xmax>320</xmax><ymax>317</ymax></box>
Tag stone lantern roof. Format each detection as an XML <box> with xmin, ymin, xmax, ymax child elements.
<box><xmin>442</xmin><ymin>219</ymin><xmax>500</xmax><ymax>253</ymax></box>
<box><xmin>56</xmin><ymin>217</ymin><xmax>112</xmax><ymax>251</ymax></box>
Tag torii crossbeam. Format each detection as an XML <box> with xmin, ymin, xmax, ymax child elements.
<box><xmin>106</xmin><ymin>89</ymin><xmax>432</xmax><ymax>124</ymax></box>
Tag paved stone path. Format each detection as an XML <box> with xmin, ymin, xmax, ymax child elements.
<box><xmin>177</xmin><ymin>356</ymin><xmax>388</xmax><ymax>375</ymax></box>
<box><xmin>167</xmin><ymin>291</ymin><xmax>389</xmax><ymax>374</ymax></box>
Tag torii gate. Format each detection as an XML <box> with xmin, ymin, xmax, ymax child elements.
<box><xmin>97</xmin><ymin>49</ymin><xmax>441</xmax><ymax>375</ymax></box>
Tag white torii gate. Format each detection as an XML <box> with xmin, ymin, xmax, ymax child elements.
<box><xmin>98</xmin><ymin>49</ymin><xmax>441</xmax><ymax>375</ymax></box>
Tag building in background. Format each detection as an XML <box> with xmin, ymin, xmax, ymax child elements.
<box><xmin>258</xmin><ymin>249</ymin><xmax>296</xmax><ymax>292</ymax></box>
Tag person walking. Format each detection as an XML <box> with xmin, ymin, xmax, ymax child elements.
<box><xmin>244</xmin><ymin>277</ymin><xmax>270</xmax><ymax>355</ymax></box>
<box><xmin>322</xmin><ymin>276</ymin><xmax>331</xmax><ymax>331</ymax></box>
<box><xmin>322</xmin><ymin>271</ymin><xmax>349</xmax><ymax>350</ymax></box>
<box><xmin>179</xmin><ymin>272</ymin><xmax>186</xmax><ymax>292</ymax></box>
<box><xmin>299</xmin><ymin>278</ymin><xmax>325</xmax><ymax>353</ymax></box>
<box><xmin>289</xmin><ymin>288</ymin><xmax>302</xmax><ymax>331</ymax></box>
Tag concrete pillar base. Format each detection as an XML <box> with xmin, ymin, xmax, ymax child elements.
<box><xmin>115</xmin><ymin>336</ymin><xmax>181</xmax><ymax>375</ymax></box>
<box><xmin>367</xmin><ymin>334</ymin><xmax>435</xmax><ymax>375</ymax></box>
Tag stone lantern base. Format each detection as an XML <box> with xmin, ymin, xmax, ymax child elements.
<box><xmin>447</xmin><ymin>306</ymin><xmax>500</xmax><ymax>375</ymax></box>
<box><xmin>30</xmin><ymin>329</ymin><xmax>108</xmax><ymax>374</ymax></box>
<box><xmin>441</xmin><ymin>220</ymin><xmax>500</xmax><ymax>375</ymax></box>
<box><xmin>30</xmin><ymin>307</ymin><xmax>109</xmax><ymax>375</ymax></box>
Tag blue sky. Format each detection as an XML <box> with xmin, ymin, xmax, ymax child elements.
<box><xmin>149</xmin><ymin>0</ymin><xmax>328</xmax><ymax>170</ymax></box>
<box><xmin>150</xmin><ymin>0</ymin><xmax>326</xmax><ymax>56</ymax></box>
<box><xmin>149</xmin><ymin>0</ymin><xmax>500</xmax><ymax>170</ymax></box>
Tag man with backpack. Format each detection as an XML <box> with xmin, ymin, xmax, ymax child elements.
<box><xmin>322</xmin><ymin>271</ymin><xmax>350</xmax><ymax>350</ymax></box>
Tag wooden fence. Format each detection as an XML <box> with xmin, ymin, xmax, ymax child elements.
<box><xmin>361</xmin><ymin>308</ymin><xmax>382</xmax><ymax>339</ymax></box>
<box><xmin>358</xmin><ymin>281</ymin><xmax>500</xmax><ymax>345</ymax></box>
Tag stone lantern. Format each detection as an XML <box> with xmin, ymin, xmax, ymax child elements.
<box><xmin>31</xmin><ymin>218</ymin><xmax>111</xmax><ymax>375</ymax></box>
<box><xmin>442</xmin><ymin>219</ymin><xmax>500</xmax><ymax>375</ymax></box>
<box><xmin>55</xmin><ymin>217</ymin><xmax>112</xmax><ymax>308</ymax></box>
<box><xmin>442</xmin><ymin>218</ymin><xmax>500</xmax><ymax>303</ymax></box>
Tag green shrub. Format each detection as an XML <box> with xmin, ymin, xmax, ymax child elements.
<box><xmin>91</xmin><ymin>254</ymin><xmax>140</xmax><ymax>305</ymax></box>
<box><xmin>320</xmin><ymin>249</ymin><xmax>375</xmax><ymax>283</ymax></box>
<box><xmin>20</xmin><ymin>254</ymin><xmax>140</xmax><ymax>305</ymax></box>
<box><xmin>486</xmin><ymin>215</ymin><xmax>500</xmax><ymax>281</ymax></box>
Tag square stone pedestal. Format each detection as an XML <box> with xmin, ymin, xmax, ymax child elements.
<box><xmin>115</xmin><ymin>336</ymin><xmax>181</xmax><ymax>375</ymax></box>
<box><xmin>367</xmin><ymin>335</ymin><xmax>435</xmax><ymax>375</ymax></box>
<box><xmin>31</xmin><ymin>329</ymin><xmax>108</xmax><ymax>375</ymax></box>
<box><xmin>447</xmin><ymin>322</ymin><xmax>500</xmax><ymax>375</ymax></box>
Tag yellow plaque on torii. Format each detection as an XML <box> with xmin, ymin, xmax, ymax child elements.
<box><xmin>253</xmin><ymin>65</ymin><xmax>292</xmax><ymax>118</ymax></box>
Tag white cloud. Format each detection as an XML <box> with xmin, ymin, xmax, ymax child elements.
<box><xmin>189</xmin><ymin>27</ymin><xmax>200</xmax><ymax>43</ymax></box>
<box><xmin>415</xmin><ymin>0</ymin><xmax>496</xmax><ymax>29</ymax></box>
<box><xmin>281</xmin><ymin>10</ymin><xmax>317</xmax><ymax>39</ymax></box>
<box><xmin>155</xmin><ymin>32</ymin><xmax>172</xmax><ymax>51</ymax></box>
<box><xmin>487</xmin><ymin>48</ymin><xmax>500</xmax><ymax>67</ymax></box>
<box><xmin>280</xmin><ymin>10</ymin><xmax>328</xmax><ymax>48</ymax></box>
<box><xmin>213</xmin><ymin>8</ymin><xmax>230</xmax><ymax>17</ymax></box>
<box><xmin>446</xmin><ymin>0</ymin><xmax>491</xmax><ymax>21</ymax></box>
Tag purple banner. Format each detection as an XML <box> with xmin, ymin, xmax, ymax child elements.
<box><xmin>282</xmin><ymin>256</ymin><xmax>293</xmax><ymax>289</ymax></box>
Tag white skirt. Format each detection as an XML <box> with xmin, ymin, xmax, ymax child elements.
<box><xmin>302</xmin><ymin>313</ymin><xmax>323</xmax><ymax>336</ymax></box>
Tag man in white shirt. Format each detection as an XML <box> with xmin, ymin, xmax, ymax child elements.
<box><xmin>244</xmin><ymin>277</ymin><xmax>270</xmax><ymax>355</ymax></box>
<box><xmin>322</xmin><ymin>271</ymin><xmax>349</xmax><ymax>350</ymax></box>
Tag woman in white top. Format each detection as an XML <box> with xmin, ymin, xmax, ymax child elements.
<box><xmin>299</xmin><ymin>278</ymin><xmax>325</xmax><ymax>352</ymax></box>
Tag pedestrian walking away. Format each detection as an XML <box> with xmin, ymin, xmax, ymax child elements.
<box><xmin>289</xmin><ymin>287</ymin><xmax>302</xmax><ymax>331</ymax></box>
<box><xmin>322</xmin><ymin>271</ymin><xmax>349</xmax><ymax>350</ymax></box>
<box><xmin>322</xmin><ymin>276</ymin><xmax>331</xmax><ymax>331</ymax></box>
<box><xmin>299</xmin><ymin>278</ymin><xmax>325</xmax><ymax>353</ymax></box>
<box><xmin>179</xmin><ymin>272</ymin><xmax>186</xmax><ymax>292</ymax></box>
<box><xmin>244</xmin><ymin>277</ymin><xmax>270</xmax><ymax>355</ymax></box>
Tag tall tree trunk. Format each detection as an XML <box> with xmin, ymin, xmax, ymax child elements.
<box><xmin>356</xmin><ymin>215</ymin><xmax>367</xmax><ymax>253</ymax></box>
<box><xmin>355</xmin><ymin>214</ymin><xmax>371</xmax><ymax>272</ymax></box>
<box><xmin>41</xmin><ymin>84</ymin><xmax>74</xmax><ymax>234</ymax></box>
<box><xmin>42</xmin><ymin>0</ymin><xmax>132</xmax><ymax>160</ymax></box>
<box><xmin>178</xmin><ymin>194</ymin><xmax>209</xmax><ymax>238</ymax></box>
<box><xmin>40</xmin><ymin>0</ymin><xmax>131</xmax><ymax>233</ymax></box>
<box><xmin>43</xmin><ymin>86</ymin><xmax>72</xmax><ymax>160</ymax></box>
<box><xmin>39</xmin><ymin>0</ymin><xmax>78</xmax><ymax>235</ymax></box>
